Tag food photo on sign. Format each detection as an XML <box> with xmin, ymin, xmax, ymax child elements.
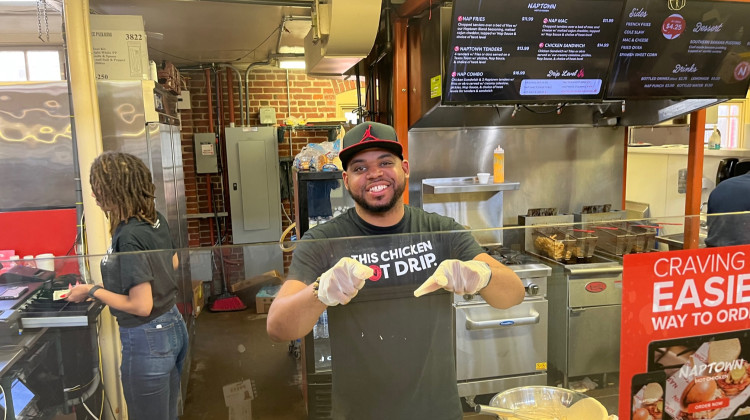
<box><xmin>632</xmin><ymin>372</ymin><xmax>666</xmax><ymax>420</ymax></box>
<box><xmin>618</xmin><ymin>244</ymin><xmax>750</xmax><ymax>420</ymax></box>
<box><xmin>655</xmin><ymin>335</ymin><xmax>750</xmax><ymax>419</ymax></box>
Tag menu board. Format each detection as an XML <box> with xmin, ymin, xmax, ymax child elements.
<box><xmin>607</xmin><ymin>0</ymin><xmax>750</xmax><ymax>99</ymax></box>
<box><xmin>443</xmin><ymin>0</ymin><xmax>625</xmax><ymax>104</ymax></box>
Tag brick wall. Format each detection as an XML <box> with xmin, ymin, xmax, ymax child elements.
<box><xmin>179</xmin><ymin>68</ymin><xmax>359</xmax><ymax>278</ymax></box>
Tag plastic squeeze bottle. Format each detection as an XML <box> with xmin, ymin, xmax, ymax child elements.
<box><xmin>493</xmin><ymin>146</ymin><xmax>505</xmax><ymax>183</ymax></box>
<box><xmin>708</xmin><ymin>128</ymin><xmax>721</xmax><ymax>150</ymax></box>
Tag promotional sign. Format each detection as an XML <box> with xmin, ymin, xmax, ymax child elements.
<box><xmin>619</xmin><ymin>245</ymin><xmax>750</xmax><ymax>420</ymax></box>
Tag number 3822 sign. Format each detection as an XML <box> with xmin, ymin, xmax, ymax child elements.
<box><xmin>90</xmin><ymin>15</ymin><xmax>150</xmax><ymax>81</ymax></box>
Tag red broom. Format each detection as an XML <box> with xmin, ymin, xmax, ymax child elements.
<box><xmin>209</xmin><ymin>204</ymin><xmax>245</xmax><ymax>312</ymax></box>
<box><xmin>209</xmin><ymin>264</ymin><xmax>246</xmax><ymax>312</ymax></box>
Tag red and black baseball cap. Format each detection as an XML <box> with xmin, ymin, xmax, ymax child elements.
<box><xmin>339</xmin><ymin>122</ymin><xmax>403</xmax><ymax>170</ymax></box>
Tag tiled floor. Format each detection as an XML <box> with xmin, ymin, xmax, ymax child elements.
<box><xmin>182</xmin><ymin>308</ymin><xmax>495</xmax><ymax>419</ymax></box>
<box><xmin>182</xmin><ymin>309</ymin><xmax>306</xmax><ymax>420</ymax></box>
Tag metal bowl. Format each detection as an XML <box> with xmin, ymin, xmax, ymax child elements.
<box><xmin>489</xmin><ymin>386</ymin><xmax>608</xmax><ymax>420</ymax></box>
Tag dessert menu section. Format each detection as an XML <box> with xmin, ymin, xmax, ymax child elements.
<box><xmin>607</xmin><ymin>0</ymin><xmax>750</xmax><ymax>99</ymax></box>
<box><xmin>443</xmin><ymin>0</ymin><xmax>624</xmax><ymax>103</ymax></box>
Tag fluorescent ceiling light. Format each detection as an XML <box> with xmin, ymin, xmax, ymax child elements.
<box><xmin>278</xmin><ymin>46</ymin><xmax>305</xmax><ymax>55</ymax></box>
<box><xmin>278</xmin><ymin>59</ymin><xmax>306</xmax><ymax>69</ymax></box>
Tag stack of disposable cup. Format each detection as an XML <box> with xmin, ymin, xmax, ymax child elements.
<box><xmin>36</xmin><ymin>253</ymin><xmax>55</xmax><ymax>271</ymax></box>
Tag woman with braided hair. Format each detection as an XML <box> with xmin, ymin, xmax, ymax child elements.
<box><xmin>67</xmin><ymin>151</ymin><xmax>188</xmax><ymax>420</ymax></box>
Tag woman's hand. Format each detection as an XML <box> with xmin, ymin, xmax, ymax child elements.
<box><xmin>66</xmin><ymin>284</ymin><xmax>93</xmax><ymax>303</ymax></box>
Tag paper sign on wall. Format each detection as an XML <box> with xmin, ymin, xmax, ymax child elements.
<box><xmin>90</xmin><ymin>15</ymin><xmax>149</xmax><ymax>81</ymax></box>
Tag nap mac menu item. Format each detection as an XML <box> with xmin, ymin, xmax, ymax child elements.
<box><xmin>607</xmin><ymin>0</ymin><xmax>750</xmax><ymax>99</ymax></box>
<box><xmin>443</xmin><ymin>0</ymin><xmax>624</xmax><ymax>103</ymax></box>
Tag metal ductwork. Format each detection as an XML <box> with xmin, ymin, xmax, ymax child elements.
<box><xmin>304</xmin><ymin>0</ymin><xmax>381</xmax><ymax>75</ymax></box>
<box><xmin>408</xmin><ymin>5</ymin><xmax>725</xmax><ymax>128</ymax></box>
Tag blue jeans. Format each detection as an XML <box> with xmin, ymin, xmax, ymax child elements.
<box><xmin>120</xmin><ymin>305</ymin><xmax>188</xmax><ymax>420</ymax></box>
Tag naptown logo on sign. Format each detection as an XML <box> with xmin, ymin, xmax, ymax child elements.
<box><xmin>618</xmin><ymin>245</ymin><xmax>750</xmax><ymax>420</ymax></box>
<box><xmin>735</xmin><ymin>61</ymin><xmax>750</xmax><ymax>82</ymax></box>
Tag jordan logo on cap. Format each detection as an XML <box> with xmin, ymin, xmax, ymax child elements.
<box><xmin>361</xmin><ymin>125</ymin><xmax>379</xmax><ymax>143</ymax></box>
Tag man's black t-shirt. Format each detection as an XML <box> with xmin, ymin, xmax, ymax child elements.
<box><xmin>288</xmin><ymin>206</ymin><xmax>483</xmax><ymax>420</ymax></box>
<box><xmin>100</xmin><ymin>212</ymin><xmax>178</xmax><ymax>327</ymax></box>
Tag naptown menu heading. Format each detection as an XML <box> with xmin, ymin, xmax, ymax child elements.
<box><xmin>442</xmin><ymin>0</ymin><xmax>750</xmax><ymax>104</ymax></box>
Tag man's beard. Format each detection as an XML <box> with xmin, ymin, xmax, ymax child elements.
<box><xmin>350</xmin><ymin>180</ymin><xmax>405</xmax><ymax>213</ymax></box>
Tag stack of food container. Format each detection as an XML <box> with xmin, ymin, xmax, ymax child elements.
<box><xmin>568</xmin><ymin>228</ymin><xmax>598</xmax><ymax>259</ymax></box>
<box><xmin>594</xmin><ymin>224</ymin><xmax>636</xmax><ymax>256</ymax></box>
<box><xmin>533</xmin><ymin>228</ymin><xmax>575</xmax><ymax>261</ymax></box>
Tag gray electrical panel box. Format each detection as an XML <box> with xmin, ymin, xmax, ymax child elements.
<box><xmin>194</xmin><ymin>133</ymin><xmax>219</xmax><ymax>174</ymax></box>
<box><xmin>259</xmin><ymin>106</ymin><xmax>276</xmax><ymax>125</ymax></box>
<box><xmin>225</xmin><ymin>126</ymin><xmax>282</xmax><ymax>244</ymax></box>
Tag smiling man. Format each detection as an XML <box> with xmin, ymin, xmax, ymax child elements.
<box><xmin>266</xmin><ymin>121</ymin><xmax>524</xmax><ymax>420</ymax></box>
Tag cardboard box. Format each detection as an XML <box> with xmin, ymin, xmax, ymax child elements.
<box><xmin>230</xmin><ymin>270</ymin><xmax>282</xmax><ymax>293</ymax></box>
<box><xmin>192</xmin><ymin>280</ymin><xmax>205</xmax><ymax>317</ymax></box>
<box><xmin>255</xmin><ymin>284</ymin><xmax>281</xmax><ymax>314</ymax></box>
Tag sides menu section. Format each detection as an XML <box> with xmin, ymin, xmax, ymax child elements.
<box><xmin>607</xmin><ymin>0</ymin><xmax>750</xmax><ymax>99</ymax></box>
<box><xmin>444</xmin><ymin>0</ymin><xmax>624</xmax><ymax>103</ymax></box>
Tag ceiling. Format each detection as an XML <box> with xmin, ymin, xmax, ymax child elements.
<box><xmin>0</xmin><ymin>0</ymin><xmax>320</xmax><ymax>68</ymax></box>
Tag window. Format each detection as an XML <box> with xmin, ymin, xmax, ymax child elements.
<box><xmin>704</xmin><ymin>101</ymin><xmax>745</xmax><ymax>149</ymax></box>
<box><xmin>0</xmin><ymin>49</ymin><xmax>63</xmax><ymax>81</ymax></box>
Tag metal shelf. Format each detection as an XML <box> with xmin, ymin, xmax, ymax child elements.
<box><xmin>422</xmin><ymin>177</ymin><xmax>520</xmax><ymax>194</ymax></box>
<box><xmin>277</xmin><ymin>124</ymin><xmax>343</xmax><ymax>143</ymax></box>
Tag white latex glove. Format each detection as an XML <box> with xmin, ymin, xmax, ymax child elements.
<box><xmin>315</xmin><ymin>257</ymin><xmax>375</xmax><ymax>306</ymax></box>
<box><xmin>414</xmin><ymin>259</ymin><xmax>491</xmax><ymax>297</ymax></box>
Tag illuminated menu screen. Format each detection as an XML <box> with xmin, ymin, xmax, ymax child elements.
<box><xmin>443</xmin><ymin>0</ymin><xmax>625</xmax><ymax>104</ymax></box>
<box><xmin>607</xmin><ymin>0</ymin><xmax>750</xmax><ymax>99</ymax></box>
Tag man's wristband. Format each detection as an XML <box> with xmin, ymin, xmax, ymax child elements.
<box><xmin>88</xmin><ymin>285</ymin><xmax>102</xmax><ymax>300</ymax></box>
<box><xmin>312</xmin><ymin>279</ymin><xmax>321</xmax><ymax>300</ymax></box>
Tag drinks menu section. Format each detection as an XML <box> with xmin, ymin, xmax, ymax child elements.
<box><xmin>443</xmin><ymin>0</ymin><xmax>624</xmax><ymax>103</ymax></box>
<box><xmin>607</xmin><ymin>0</ymin><xmax>750</xmax><ymax>99</ymax></box>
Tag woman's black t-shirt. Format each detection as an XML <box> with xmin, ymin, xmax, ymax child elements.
<box><xmin>100</xmin><ymin>212</ymin><xmax>178</xmax><ymax>327</ymax></box>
